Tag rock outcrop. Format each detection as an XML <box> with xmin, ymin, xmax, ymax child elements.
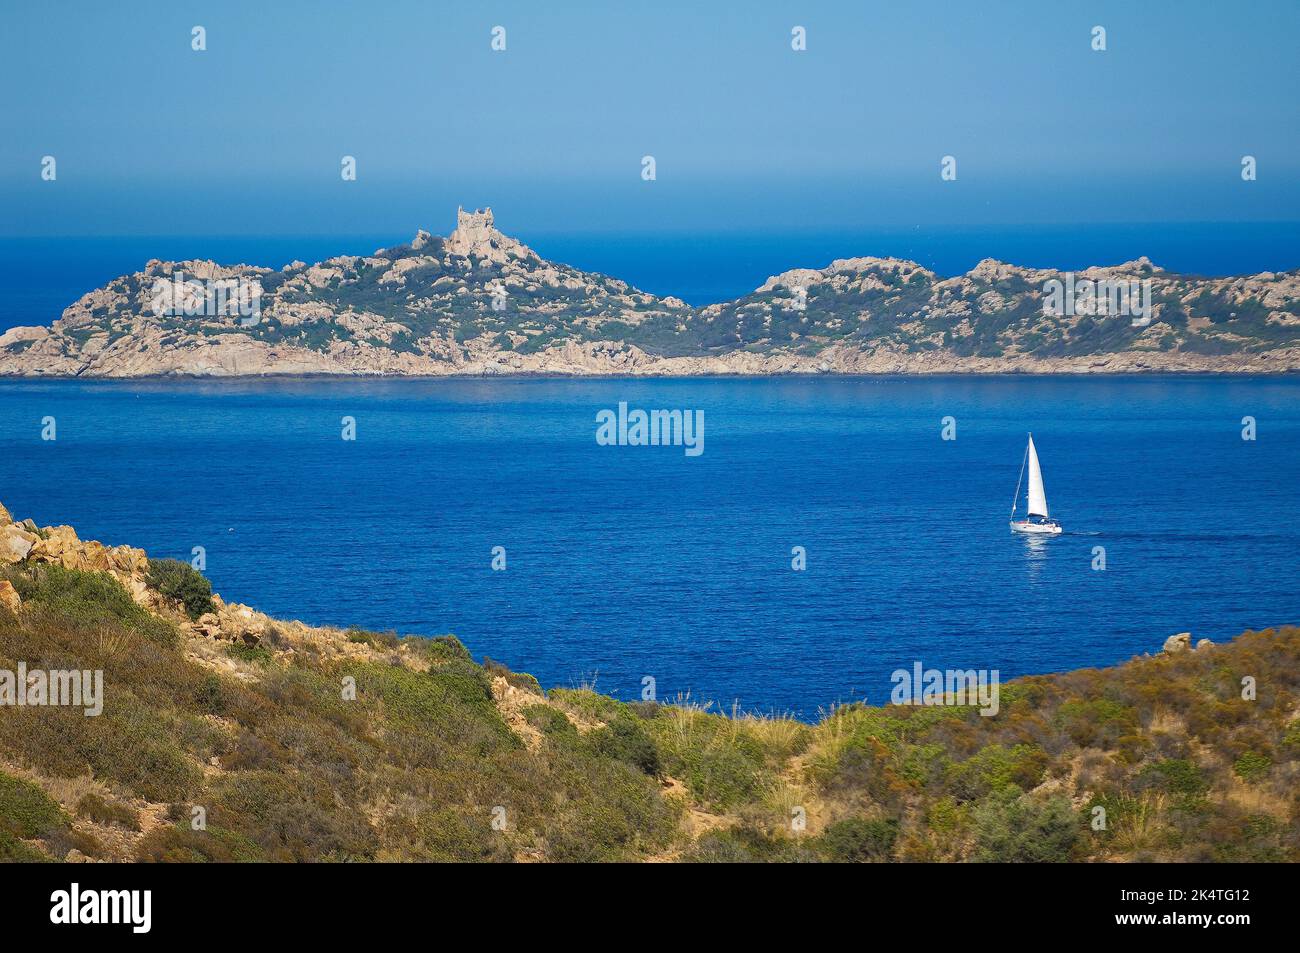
<box><xmin>0</xmin><ymin>500</ymin><xmax>276</xmax><ymax>643</ymax></box>
<box><xmin>0</xmin><ymin>502</ymin><xmax>150</xmax><ymax>602</ymax></box>
<box><xmin>0</xmin><ymin>580</ymin><xmax>20</xmax><ymax>614</ymax></box>
<box><xmin>444</xmin><ymin>207</ymin><xmax>536</xmax><ymax>263</ymax></box>
<box><xmin>193</xmin><ymin>597</ymin><xmax>271</xmax><ymax>647</ymax></box>
<box><xmin>0</xmin><ymin>522</ymin><xmax>36</xmax><ymax>564</ymax></box>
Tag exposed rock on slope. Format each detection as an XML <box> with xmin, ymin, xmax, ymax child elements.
<box><xmin>1</xmin><ymin>507</ymin><xmax>149</xmax><ymax>602</ymax></box>
<box><xmin>0</xmin><ymin>581</ymin><xmax>18</xmax><ymax>614</ymax></box>
<box><xmin>2</xmin><ymin>208</ymin><xmax>1298</xmax><ymax>377</ymax></box>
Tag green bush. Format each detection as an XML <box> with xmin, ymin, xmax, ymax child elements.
<box><xmin>1233</xmin><ymin>751</ymin><xmax>1271</xmax><ymax>783</ymax></box>
<box><xmin>680</xmin><ymin>826</ymin><xmax>817</xmax><ymax>863</ymax></box>
<box><xmin>0</xmin><ymin>771</ymin><xmax>67</xmax><ymax>839</ymax></box>
<box><xmin>947</xmin><ymin>744</ymin><xmax>1048</xmax><ymax>800</ymax></box>
<box><xmin>650</xmin><ymin>724</ymin><xmax>768</xmax><ymax>810</ymax></box>
<box><xmin>549</xmin><ymin>687</ymin><xmax>626</xmax><ymax>723</ymax></box>
<box><xmin>404</xmin><ymin>807</ymin><xmax>509</xmax><ymax>862</ymax></box>
<box><xmin>210</xmin><ymin>771</ymin><xmax>373</xmax><ymax>861</ymax></box>
<box><xmin>146</xmin><ymin>559</ymin><xmax>216</xmax><ymax>620</ymax></box>
<box><xmin>972</xmin><ymin>791</ymin><xmax>1081</xmax><ymax>862</ymax></box>
<box><xmin>538</xmin><ymin>758</ymin><xmax>679</xmax><ymax>863</ymax></box>
<box><xmin>1203</xmin><ymin>811</ymin><xmax>1285</xmax><ymax>862</ymax></box>
<box><xmin>1056</xmin><ymin>698</ymin><xmax>1139</xmax><ymax>748</ymax></box>
<box><xmin>0</xmin><ymin>828</ymin><xmax>50</xmax><ymax>862</ymax></box>
<box><xmin>344</xmin><ymin>626</ymin><xmax>400</xmax><ymax>648</ymax></box>
<box><xmin>590</xmin><ymin>716</ymin><xmax>661</xmax><ymax>776</ymax></box>
<box><xmin>818</xmin><ymin>817</ymin><xmax>899</xmax><ymax>862</ymax></box>
<box><xmin>1138</xmin><ymin>758</ymin><xmax>1209</xmax><ymax>802</ymax></box>
<box><xmin>524</xmin><ymin>704</ymin><xmax>577</xmax><ymax>737</ymax></box>
<box><xmin>351</xmin><ymin>661</ymin><xmax>517</xmax><ymax>758</ymax></box>
<box><xmin>79</xmin><ymin>705</ymin><xmax>203</xmax><ymax>802</ymax></box>
<box><xmin>76</xmin><ymin>793</ymin><xmax>141</xmax><ymax>830</ymax></box>
<box><xmin>680</xmin><ymin>830</ymin><xmax>758</xmax><ymax>863</ymax></box>
<box><xmin>227</xmin><ymin>643</ymin><xmax>272</xmax><ymax>665</ymax></box>
<box><xmin>483</xmin><ymin>657</ymin><xmax>543</xmax><ymax>695</ymax></box>
<box><xmin>195</xmin><ymin>673</ymin><xmax>226</xmax><ymax>714</ymax></box>
<box><xmin>8</xmin><ymin>564</ymin><xmax>175</xmax><ymax>643</ymax></box>
<box><xmin>427</xmin><ymin>634</ymin><xmax>472</xmax><ymax>661</ymax></box>
<box><xmin>135</xmin><ymin>824</ymin><xmax>263</xmax><ymax>863</ymax></box>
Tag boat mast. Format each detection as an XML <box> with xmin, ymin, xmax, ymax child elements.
<box><xmin>1011</xmin><ymin>435</ymin><xmax>1029</xmax><ymax>519</ymax></box>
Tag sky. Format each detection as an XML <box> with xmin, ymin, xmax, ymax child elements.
<box><xmin>1</xmin><ymin>0</ymin><xmax>1297</xmax><ymax>237</ymax></box>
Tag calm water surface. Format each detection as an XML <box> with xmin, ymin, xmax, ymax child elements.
<box><xmin>1</xmin><ymin>375</ymin><xmax>1296</xmax><ymax>716</ymax></box>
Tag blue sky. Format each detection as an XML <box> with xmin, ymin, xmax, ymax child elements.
<box><xmin>2</xmin><ymin>0</ymin><xmax>1297</xmax><ymax>236</ymax></box>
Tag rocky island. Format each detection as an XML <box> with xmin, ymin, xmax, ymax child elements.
<box><xmin>2</xmin><ymin>208</ymin><xmax>1299</xmax><ymax>378</ymax></box>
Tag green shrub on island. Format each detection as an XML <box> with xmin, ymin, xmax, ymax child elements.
<box><xmin>0</xmin><ymin>771</ymin><xmax>68</xmax><ymax>840</ymax></box>
<box><xmin>818</xmin><ymin>816</ymin><xmax>899</xmax><ymax>862</ymax></box>
<box><xmin>226</xmin><ymin>642</ymin><xmax>272</xmax><ymax>665</ymax></box>
<box><xmin>971</xmin><ymin>791</ymin><xmax>1081</xmax><ymax>862</ymax></box>
<box><xmin>482</xmin><ymin>656</ymin><xmax>543</xmax><ymax>696</ymax></box>
<box><xmin>344</xmin><ymin>626</ymin><xmax>400</xmax><ymax>649</ymax></box>
<box><xmin>6</xmin><ymin>562</ymin><xmax>176</xmax><ymax>644</ymax></box>
<box><xmin>146</xmin><ymin>558</ymin><xmax>216</xmax><ymax>620</ymax></box>
<box><xmin>590</xmin><ymin>715</ymin><xmax>662</xmax><ymax>777</ymax></box>
<box><xmin>76</xmin><ymin>793</ymin><xmax>141</xmax><ymax>831</ymax></box>
<box><xmin>1232</xmin><ymin>751</ymin><xmax>1271</xmax><ymax>783</ymax></box>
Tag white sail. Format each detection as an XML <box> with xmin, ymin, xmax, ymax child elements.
<box><xmin>1026</xmin><ymin>435</ymin><xmax>1048</xmax><ymax>517</ymax></box>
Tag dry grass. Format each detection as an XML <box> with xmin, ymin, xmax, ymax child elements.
<box><xmin>664</xmin><ymin>692</ymin><xmax>712</xmax><ymax>749</ymax></box>
<box><xmin>95</xmin><ymin>624</ymin><xmax>132</xmax><ymax>659</ymax></box>
<box><xmin>802</xmin><ymin>702</ymin><xmax>868</xmax><ymax>774</ymax></box>
<box><xmin>1107</xmin><ymin>791</ymin><xmax>1168</xmax><ymax>853</ymax></box>
<box><xmin>740</xmin><ymin>709</ymin><xmax>805</xmax><ymax>753</ymax></box>
<box><xmin>1222</xmin><ymin>781</ymin><xmax>1292</xmax><ymax>821</ymax></box>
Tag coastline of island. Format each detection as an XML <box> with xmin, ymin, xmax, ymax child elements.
<box><xmin>3</xmin><ymin>208</ymin><xmax>1298</xmax><ymax>380</ymax></box>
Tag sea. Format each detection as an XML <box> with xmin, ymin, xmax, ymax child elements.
<box><xmin>1</xmin><ymin>374</ymin><xmax>1297</xmax><ymax>717</ymax></box>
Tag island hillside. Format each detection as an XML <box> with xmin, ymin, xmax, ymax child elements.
<box><xmin>3</xmin><ymin>208</ymin><xmax>1299</xmax><ymax>378</ymax></box>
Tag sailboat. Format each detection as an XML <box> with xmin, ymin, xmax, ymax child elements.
<box><xmin>1010</xmin><ymin>433</ymin><xmax>1062</xmax><ymax>535</ymax></box>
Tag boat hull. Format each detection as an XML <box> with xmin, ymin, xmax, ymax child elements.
<box><xmin>1010</xmin><ymin>519</ymin><xmax>1062</xmax><ymax>535</ymax></box>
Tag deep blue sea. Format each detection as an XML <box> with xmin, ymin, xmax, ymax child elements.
<box><xmin>1</xmin><ymin>375</ymin><xmax>1296</xmax><ymax>716</ymax></box>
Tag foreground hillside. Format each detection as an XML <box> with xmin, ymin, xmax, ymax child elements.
<box><xmin>1</xmin><ymin>502</ymin><xmax>1297</xmax><ymax>862</ymax></box>
<box><xmin>2</xmin><ymin>209</ymin><xmax>1299</xmax><ymax>377</ymax></box>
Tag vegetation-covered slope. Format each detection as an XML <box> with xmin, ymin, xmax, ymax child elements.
<box><xmin>1</xmin><ymin>508</ymin><xmax>1297</xmax><ymax>862</ymax></box>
